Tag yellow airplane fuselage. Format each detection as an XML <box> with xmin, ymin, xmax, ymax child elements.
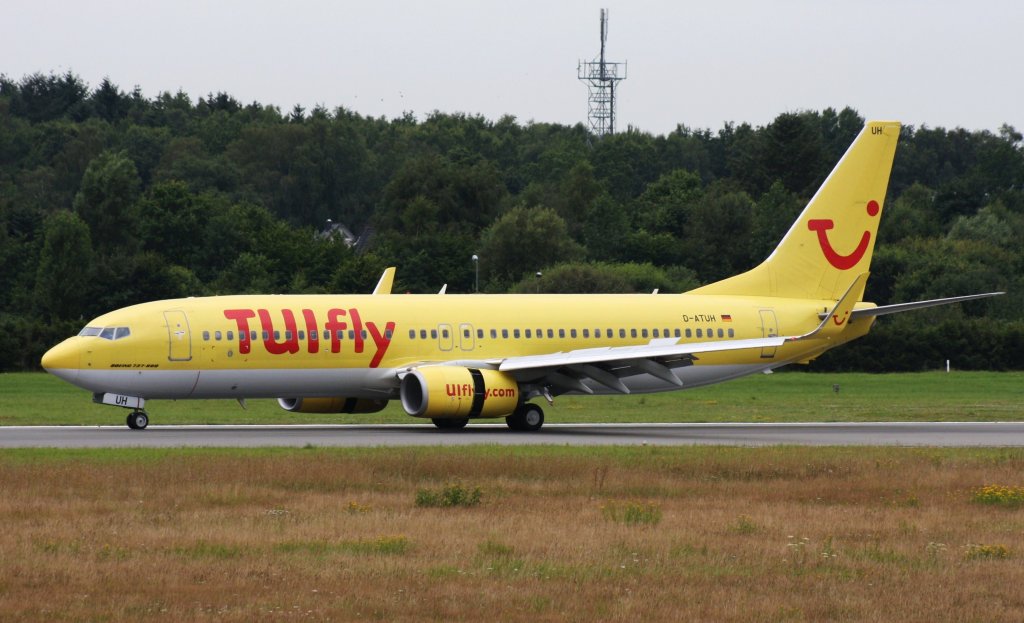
<box><xmin>44</xmin><ymin>120</ymin><xmax>999</xmax><ymax>430</ymax></box>
<box><xmin>43</xmin><ymin>292</ymin><xmax>871</xmax><ymax>401</ymax></box>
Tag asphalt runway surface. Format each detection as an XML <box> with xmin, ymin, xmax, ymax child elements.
<box><xmin>3</xmin><ymin>422</ymin><xmax>1024</xmax><ymax>448</ymax></box>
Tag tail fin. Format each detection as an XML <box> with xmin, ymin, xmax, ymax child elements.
<box><xmin>691</xmin><ymin>120</ymin><xmax>901</xmax><ymax>300</ymax></box>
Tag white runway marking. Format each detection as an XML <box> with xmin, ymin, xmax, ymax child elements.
<box><xmin>2</xmin><ymin>422</ymin><xmax>1024</xmax><ymax>448</ymax></box>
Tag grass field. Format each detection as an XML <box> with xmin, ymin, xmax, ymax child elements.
<box><xmin>3</xmin><ymin>446</ymin><xmax>1024</xmax><ymax>621</ymax></box>
<box><xmin>2</xmin><ymin>370</ymin><xmax>1022</xmax><ymax>426</ymax></box>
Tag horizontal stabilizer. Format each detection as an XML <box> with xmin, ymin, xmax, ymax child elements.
<box><xmin>849</xmin><ymin>292</ymin><xmax>1004</xmax><ymax>319</ymax></box>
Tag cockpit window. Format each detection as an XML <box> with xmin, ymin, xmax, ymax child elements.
<box><xmin>81</xmin><ymin>326</ymin><xmax>132</xmax><ymax>340</ymax></box>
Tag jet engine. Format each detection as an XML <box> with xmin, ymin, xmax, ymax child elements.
<box><xmin>400</xmin><ymin>366</ymin><xmax>519</xmax><ymax>419</ymax></box>
<box><xmin>277</xmin><ymin>397</ymin><xmax>388</xmax><ymax>414</ymax></box>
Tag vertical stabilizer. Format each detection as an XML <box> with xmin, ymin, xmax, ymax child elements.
<box><xmin>690</xmin><ymin>121</ymin><xmax>901</xmax><ymax>300</ymax></box>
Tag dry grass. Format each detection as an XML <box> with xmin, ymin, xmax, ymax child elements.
<box><xmin>3</xmin><ymin>446</ymin><xmax>1024</xmax><ymax>621</ymax></box>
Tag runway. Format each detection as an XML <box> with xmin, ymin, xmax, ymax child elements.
<box><xmin>3</xmin><ymin>422</ymin><xmax>1024</xmax><ymax>448</ymax></box>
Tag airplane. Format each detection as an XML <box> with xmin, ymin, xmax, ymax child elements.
<box><xmin>41</xmin><ymin>120</ymin><xmax>1003</xmax><ymax>431</ymax></box>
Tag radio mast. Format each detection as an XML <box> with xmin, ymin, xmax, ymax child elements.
<box><xmin>577</xmin><ymin>9</ymin><xmax>627</xmax><ymax>137</ymax></box>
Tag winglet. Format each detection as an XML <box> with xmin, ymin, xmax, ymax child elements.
<box><xmin>372</xmin><ymin>267</ymin><xmax>396</xmax><ymax>295</ymax></box>
<box><xmin>792</xmin><ymin>272</ymin><xmax>868</xmax><ymax>341</ymax></box>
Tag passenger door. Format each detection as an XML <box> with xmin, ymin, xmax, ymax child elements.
<box><xmin>759</xmin><ymin>309</ymin><xmax>778</xmax><ymax>359</ymax></box>
<box><xmin>164</xmin><ymin>310</ymin><xmax>192</xmax><ymax>362</ymax></box>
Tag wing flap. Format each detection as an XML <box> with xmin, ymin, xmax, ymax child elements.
<box><xmin>495</xmin><ymin>336</ymin><xmax>785</xmax><ymax>373</ymax></box>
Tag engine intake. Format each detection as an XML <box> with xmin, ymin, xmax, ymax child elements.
<box><xmin>400</xmin><ymin>367</ymin><xmax>519</xmax><ymax>419</ymax></box>
<box><xmin>277</xmin><ymin>397</ymin><xmax>388</xmax><ymax>414</ymax></box>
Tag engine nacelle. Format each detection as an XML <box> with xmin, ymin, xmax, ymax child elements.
<box><xmin>277</xmin><ymin>397</ymin><xmax>389</xmax><ymax>414</ymax></box>
<box><xmin>400</xmin><ymin>367</ymin><xmax>520</xmax><ymax>419</ymax></box>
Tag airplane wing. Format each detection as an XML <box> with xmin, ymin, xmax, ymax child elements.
<box><xmin>491</xmin><ymin>273</ymin><xmax>866</xmax><ymax>392</ymax></box>
<box><xmin>492</xmin><ymin>336</ymin><xmax>784</xmax><ymax>394</ymax></box>
<box><xmin>372</xmin><ymin>267</ymin><xmax>396</xmax><ymax>295</ymax></box>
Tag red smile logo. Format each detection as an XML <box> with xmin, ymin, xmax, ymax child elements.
<box><xmin>807</xmin><ymin>200</ymin><xmax>880</xmax><ymax>270</ymax></box>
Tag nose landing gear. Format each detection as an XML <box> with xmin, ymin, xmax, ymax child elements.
<box><xmin>126</xmin><ymin>410</ymin><xmax>149</xmax><ymax>430</ymax></box>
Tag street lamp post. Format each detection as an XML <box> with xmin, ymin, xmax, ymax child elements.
<box><xmin>472</xmin><ymin>254</ymin><xmax>479</xmax><ymax>293</ymax></box>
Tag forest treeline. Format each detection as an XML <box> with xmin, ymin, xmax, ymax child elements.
<box><xmin>1</xmin><ymin>71</ymin><xmax>1022</xmax><ymax>371</ymax></box>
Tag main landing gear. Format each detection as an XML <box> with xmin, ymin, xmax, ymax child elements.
<box><xmin>506</xmin><ymin>403</ymin><xmax>544</xmax><ymax>432</ymax></box>
<box><xmin>126</xmin><ymin>410</ymin><xmax>149</xmax><ymax>430</ymax></box>
<box><xmin>428</xmin><ymin>403</ymin><xmax>546</xmax><ymax>432</ymax></box>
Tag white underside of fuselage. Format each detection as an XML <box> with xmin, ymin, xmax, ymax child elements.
<box><xmin>46</xmin><ymin>363</ymin><xmax>774</xmax><ymax>403</ymax></box>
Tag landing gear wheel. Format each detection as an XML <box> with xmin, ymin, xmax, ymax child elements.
<box><xmin>431</xmin><ymin>418</ymin><xmax>469</xmax><ymax>430</ymax></box>
<box><xmin>506</xmin><ymin>404</ymin><xmax>544</xmax><ymax>432</ymax></box>
<box><xmin>126</xmin><ymin>411</ymin><xmax>149</xmax><ymax>430</ymax></box>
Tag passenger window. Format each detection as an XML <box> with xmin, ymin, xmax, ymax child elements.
<box><xmin>463</xmin><ymin>328</ymin><xmax>470</xmax><ymax>338</ymax></box>
<box><xmin>718</xmin><ymin>328</ymin><xmax>724</xmax><ymax>338</ymax></box>
<box><xmin>653</xmin><ymin>329</ymin><xmax>659</xmax><ymax>338</ymax></box>
<box><xmin>337</xmin><ymin>330</ymin><xmax>345</xmax><ymax>340</ymax></box>
<box><xmin>583</xmin><ymin>329</ymin><xmax>590</xmax><ymax>338</ymax></box>
<box><xmin>273</xmin><ymin>331</ymin><xmax>280</xmax><ymax>340</ymax></box>
<box><xmin>685</xmin><ymin>328</ymin><xmax>691</xmax><ymax>338</ymax></box>
<box><xmin>285</xmin><ymin>331</ymin><xmax>292</xmax><ymax>340</ymax></box>
<box><xmin>385</xmin><ymin>329</ymin><xmax>393</xmax><ymax>339</ymax></box>
<box><xmin>431</xmin><ymin>330</ymin><xmax>438</xmax><ymax>339</ymax></box>
<box><xmin>547</xmin><ymin>329</ymin><xmax>554</xmax><ymax>338</ymax></box>
<box><xmin>421</xmin><ymin>329</ymin><xmax>428</xmax><ymax>339</ymax></box>
<box><xmin>310</xmin><ymin>330</ymin><xmax>318</xmax><ymax>341</ymax></box>
<box><xmin>675</xmin><ymin>328</ymin><xmax>681</xmax><ymax>338</ymax></box>
<box><xmin>630</xmin><ymin>329</ymin><xmax>637</xmax><ymax>338</ymax></box>
<box><xmin>696</xmin><ymin>329</ymin><xmax>703</xmax><ymax>338</ymax></box>
<box><xmin>707</xmin><ymin>327</ymin><xmax>713</xmax><ymax>337</ymax></box>
<box><xmin>525</xmin><ymin>329</ymin><xmax>532</xmax><ymax>338</ymax></box>
<box><xmin>558</xmin><ymin>329</ymin><xmax>565</xmax><ymax>338</ymax></box>
<box><xmin>297</xmin><ymin>331</ymin><xmax>304</xmax><ymax>340</ymax></box>
<box><xmin>477</xmin><ymin>329</ymin><xmax>484</xmax><ymax>339</ymax></box>
<box><xmin>214</xmin><ymin>331</ymin><xmax>222</xmax><ymax>341</ymax></box>
<box><xmin>361</xmin><ymin>330</ymin><xmax>367</xmax><ymax>340</ymax></box>
<box><xmin>490</xmin><ymin>329</ymin><xmax>497</xmax><ymax>339</ymax></box>
<box><xmin>537</xmin><ymin>328</ymin><xmax>542</xmax><ymax>338</ymax></box>
<box><xmin>203</xmin><ymin>331</ymin><xmax>210</xmax><ymax>341</ymax></box>
<box><xmin>442</xmin><ymin>329</ymin><xmax>449</xmax><ymax>339</ymax></box>
<box><xmin>409</xmin><ymin>329</ymin><xmax>416</xmax><ymax>339</ymax></box>
<box><xmin>513</xmin><ymin>329</ymin><xmax>520</xmax><ymax>339</ymax></box>
<box><xmin>570</xmin><ymin>329</ymin><xmax>577</xmax><ymax>338</ymax></box>
<box><xmin>619</xmin><ymin>329</ymin><xmax>626</xmax><ymax>338</ymax></box>
<box><xmin>348</xmin><ymin>330</ymin><xmax>355</xmax><ymax>340</ymax></box>
<box><xmin>252</xmin><ymin>331</ymin><xmax>259</xmax><ymax>341</ymax></box>
<box><xmin>728</xmin><ymin>328</ymin><xmax>735</xmax><ymax>338</ymax></box>
<box><xmin>502</xmin><ymin>329</ymin><xmax>509</xmax><ymax>338</ymax></box>
<box><xmin>227</xmin><ymin>330</ymin><xmax>234</xmax><ymax>341</ymax></box>
<box><xmin>641</xmin><ymin>329</ymin><xmax>648</xmax><ymax>338</ymax></box>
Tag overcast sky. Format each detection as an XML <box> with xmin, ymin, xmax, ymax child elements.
<box><xmin>5</xmin><ymin>0</ymin><xmax>1022</xmax><ymax>135</ymax></box>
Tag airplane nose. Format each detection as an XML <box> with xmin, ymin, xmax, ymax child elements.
<box><xmin>41</xmin><ymin>338</ymin><xmax>81</xmax><ymax>383</ymax></box>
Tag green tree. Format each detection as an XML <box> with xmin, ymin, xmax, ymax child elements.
<box><xmin>35</xmin><ymin>211</ymin><xmax>93</xmax><ymax>320</ymax></box>
<box><xmin>73</xmin><ymin>150</ymin><xmax>141</xmax><ymax>255</ymax></box>
<box><xmin>510</xmin><ymin>261</ymin><xmax>698</xmax><ymax>293</ymax></box>
<box><xmin>479</xmin><ymin>205</ymin><xmax>584</xmax><ymax>286</ymax></box>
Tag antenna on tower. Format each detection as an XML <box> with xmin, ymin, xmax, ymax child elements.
<box><xmin>578</xmin><ymin>8</ymin><xmax>627</xmax><ymax>137</ymax></box>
